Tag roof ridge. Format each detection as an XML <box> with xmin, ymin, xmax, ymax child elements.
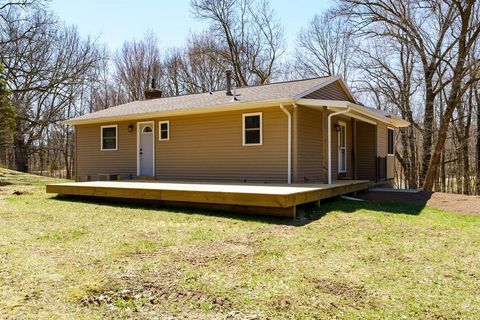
<box><xmin>123</xmin><ymin>75</ymin><xmax>334</xmax><ymax>103</ymax></box>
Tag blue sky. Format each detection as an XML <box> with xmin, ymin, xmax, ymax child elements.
<box><xmin>49</xmin><ymin>0</ymin><xmax>333</xmax><ymax>52</ymax></box>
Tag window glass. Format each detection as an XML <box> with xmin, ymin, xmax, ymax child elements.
<box><xmin>245</xmin><ymin>115</ymin><xmax>260</xmax><ymax>129</ymax></box>
<box><xmin>339</xmin><ymin>125</ymin><xmax>346</xmax><ymax>147</ymax></box>
<box><xmin>388</xmin><ymin>129</ymin><xmax>394</xmax><ymax>155</ymax></box>
<box><xmin>245</xmin><ymin>130</ymin><xmax>260</xmax><ymax>144</ymax></box>
<box><xmin>340</xmin><ymin>149</ymin><xmax>346</xmax><ymax>172</ymax></box>
<box><xmin>338</xmin><ymin>123</ymin><xmax>346</xmax><ymax>173</ymax></box>
<box><xmin>142</xmin><ymin>126</ymin><xmax>152</xmax><ymax>133</ymax></box>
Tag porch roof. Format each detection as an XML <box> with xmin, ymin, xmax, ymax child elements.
<box><xmin>296</xmin><ymin>99</ymin><xmax>410</xmax><ymax>128</ymax></box>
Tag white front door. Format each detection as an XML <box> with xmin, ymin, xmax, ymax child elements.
<box><xmin>138</xmin><ymin>122</ymin><xmax>154</xmax><ymax>176</ymax></box>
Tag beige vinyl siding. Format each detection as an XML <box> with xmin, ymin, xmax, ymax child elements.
<box><xmin>387</xmin><ymin>156</ymin><xmax>395</xmax><ymax>179</ymax></box>
<box><xmin>330</xmin><ymin>115</ymin><xmax>353</xmax><ymax>179</ymax></box>
<box><xmin>154</xmin><ymin>107</ymin><xmax>288</xmax><ymax>183</ymax></box>
<box><xmin>355</xmin><ymin>121</ymin><xmax>376</xmax><ymax>180</ymax></box>
<box><xmin>377</xmin><ymin>123</ymin><xmax>387</xmax><ymax>157</ymax></box>
<box><xmin>295</xmin><ymin>107</ymin><xmax>323</xmax><ymax>182</ymax></box>
<box><xmin>304</xmin><ymin>81</ymin><xmax>353</xmax><ymax>101</ymax></box>
<box><xmin>75</xmin><ymin>121</ymin><xmax>137</xmax><ymax>180</ymax></box>
<box><xmin>376</xmin><ymin>123</ymin><xmax>396</xmax><ymax>180</ymax></box>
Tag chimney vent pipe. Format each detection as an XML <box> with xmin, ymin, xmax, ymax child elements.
<box><xmin>225</xmin><ymin>70</ymin><xmax>233</xmax><ymax>96</ymax></box>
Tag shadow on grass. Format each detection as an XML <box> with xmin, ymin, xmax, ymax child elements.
<box><xmin>52</xmin><ymin>195</ymin><xmax>305</xmax><ymax>226</ymax></box>
<box><xmin>305</xmin><ymin>196</ymin><xmax>427</xmax><ymax>221</ymax></box>
<box><xmin>52</xmin><ymin>192</ymin><xmax>428</xmax><ymax>227</ymax></box>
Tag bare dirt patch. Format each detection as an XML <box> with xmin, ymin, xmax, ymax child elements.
<box><xmin>359</xmin><ymin>191</ymin><xmax>480</xmax><ymax>215</ymax></box>
<box><xmin>312</xmin><ymin>278</ymin><xmax>380</xmax><ymax>311</ymax></box>
<box><xmin>81</xmin><ymin>273</ymin><xmax>233</xmax><ymax>311</ymax></box>
<box><xmin>315</xmin><ymin>279</ymin><xmax>368</xmax><ymax>301</ymax></box>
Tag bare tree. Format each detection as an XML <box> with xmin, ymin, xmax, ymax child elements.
<box><xmin>476</xmin><ymin>83</ymin><xmax>480</xmax><ymax>194</ymax></box>
<box><xmin>2</xmin><ymin>4</ymin><xmax>106</xmax><ymax>172</ymax></box>
<box><xmin>0</xmin><ymin>63</ymin><xmax>15</xmax><ymax>148</ymax></box>
<box><xmin>354</xmin><ymin>33</ymin><xmax>422</xmax><ymax>188</ymax></box>
<box><xmin>113</xmin><ymin>31</ymin><xmax>163</xmax><ymax>102</ymax></box>
<box><xmin>294</xmin><ymin>12</ymin><xmax>355</xmax><ymax>81</ymax></box>
<box><xmin>191</xmin><ymin>0</ymin><xmax>284</xmax><ymax>86</ymax></box>
<box><xmin>339</xmin><ymin>0</ymin><xmax>480</xmax><ymax>191</ymax></box>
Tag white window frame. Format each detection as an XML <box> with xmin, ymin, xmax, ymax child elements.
<box><xmin>387</xmin><ymin>127</ymin><xmax>395</xmax><ymax>156</ymax></box>
<box><xmin>100</xmin><ymin>125</ymin><xmax>118</xmax><ymax>151</ymax></box>
<box><xmin>242</xmin><ymin>112</ymin><xmax>263</xmax><ymax>146</ymax></box>
<box><xmin>338</xmin><ymin>121</ymin><xmax>347</xmax><ymax>174</ymax></box>
<box><xmin>158</xmin><ymin>120</ymin><xmax>169</xmax><ymax>141</ymax></box>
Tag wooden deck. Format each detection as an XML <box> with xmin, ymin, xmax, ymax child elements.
<box><xmin>46</xmin><ymin>180</ymin><xmax>369</xmax><ymax>218</ymax></box>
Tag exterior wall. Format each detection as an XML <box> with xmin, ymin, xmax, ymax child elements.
<box><xmin>355</xmin><ymin>121</ymin><xmax>376</xmax><ymax>181</ymax></box>
<box><xmin>377</xmin><ymin>123</ymin><xmax>387</xmax><ymax>157</ymax></box>
<box><xmin>376</xmin><ymin>123</ymin><xmax>395</xmax><ymax>180</ymax></box>
<box><xmin>330</xmin><ymin>115</ymin><xmax>353</xmax><ymax>179</ymax></box>
<box><xmin>154</xmin><ymin>106</ymin><xmax>288</xmax><ymax>183</ymax></box>
<box><xmin>294</xmin><ymin>107</ymin><xmax>323</xmax><ymax>182</ymax></box>
<box><xmin>75</xmin><ymin>121</ymin><xmax>137</xmax><ymax>180</ymax></box>
<box><xmin>75</xmin><ymin>107</ymin><xmax>289</xmax><ymax>183</ymax></box>
<box><xmin>387</xmin><ymin>156</ymin><xmax>395</xmax><ymax>180</ymax></box>
<box><xmin>304</xmin><ymin>81</ymin><xmax>353</xmax><ymax>101</ymax></box>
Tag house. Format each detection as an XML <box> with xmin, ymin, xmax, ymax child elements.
<box><xmin>47</xmin><ymin>73</ymin><xmax>409</xmax><ymax>218</ymax></box>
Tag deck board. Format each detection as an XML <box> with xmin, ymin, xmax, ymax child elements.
<box><xmin>46</xmin><ymin>180</ymin><xmax>369</xmax><ymax>218</ymax></box>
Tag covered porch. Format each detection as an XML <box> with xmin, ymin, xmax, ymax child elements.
<box><xmin>296</xmin><ymin>99</ymin><xmax>409</xmax><ymax>186</ymax></box>
<box><xmin>46</xmin><ymin>179</ymin><xmax>369</xmax><ymax>218</ymax></box>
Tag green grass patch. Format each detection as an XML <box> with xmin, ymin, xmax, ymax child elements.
<box><xmin>0</xmin><ymin>167</ymin><xmax>479</xmax><ymax>319</ymax></box>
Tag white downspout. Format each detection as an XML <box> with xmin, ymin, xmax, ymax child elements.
<box><xmin>280</xmin><ymin>104</ymin><xmax>292</xmax><ymax>184</ymax></box>
<box><xmin>327</xmin><ymin>106</ymin><xmax>350</xmax><ymax>184</ymax></box>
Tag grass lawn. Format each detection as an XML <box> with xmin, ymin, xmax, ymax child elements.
<box><xmin>1</xmin><ymin>168</ymin><xmax>479</xmax><ymax>319</ymax></box>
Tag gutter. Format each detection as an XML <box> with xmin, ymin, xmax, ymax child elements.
<box><xmin>327</xmin><ymin>106</ymin><xmax>350</xmax><ymax>184</ymax></box>
<box><xmin>279</xmin><ymin>104</ymin><xmax>292</xmax><ymax>184</ymax></box>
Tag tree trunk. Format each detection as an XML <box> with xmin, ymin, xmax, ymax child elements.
<box><xmin>462</xmin><ymin>88</ymin><xmax>473</xmax><ymax>195</ymax></box>
<box><xmin>13</xmin><ymin>135</ymin><xmax>28</xmax><ymax>172</ymax></box>
<box><xmin>13</xmin><ymin>118</ymin><xmax>28</xmax><ymax>172</ymax></box>
<box><xmin>476</xmin><ymin>87</ymin><xmax>480</xmax><ymax>195</ymax></box>
<box><xmin>420</xmin><ymin>82</ymin><xmax>435</xmax><ymax>184</ymax></box>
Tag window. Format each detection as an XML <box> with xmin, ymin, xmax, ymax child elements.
<box><xmin>101</xmin><ymin>125</ymin><xmax>117</xmax><ymax>151</ymax></box>
<box><xmin>243</xmin><ymin>113</ymin><xmax>262</xmax><ymax>146</ymax></box>
<box><xmin>159</xmin><ymin>121</ymin><xmax>169</xmax><ymax>141</ymax></box>
<box><xmin>338</xmin><ymin>121</ymin><xmax>347</xmax><ymax>173</ymax></box>
<box><xmin>388</xmin><ymin>128</ymin><xmax>394</xmax><ymax>155</ymax></box>
<box><xmin>142</xmin><ymin>125</ymin><xmax>153</xmax><ymax>133</ymax></box>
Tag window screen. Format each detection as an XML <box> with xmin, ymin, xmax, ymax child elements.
<box><xmin>159</xmin><ymin>121</ymin><xmax>169</xmax><ymax>140</ymax></box>
<box><xmin>102</xmin><ymin>126</ymin><xmax>117</xmax><ymax>150</ymax></box>
<box><xmin>243</xmin><ymin>114</ymin><xmax>261</xmax><ymax>145</ymax></box>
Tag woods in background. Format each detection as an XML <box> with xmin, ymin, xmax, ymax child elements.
<box><xmin>1</xmin><ymin>0</ymin><xmax>480</xmax><ymax>194</ymax></box>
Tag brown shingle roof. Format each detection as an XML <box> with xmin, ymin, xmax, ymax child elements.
<box><xmin>66</xmin><ymin>76</ymin><xmax>334</xmax><ymax>124</ymax></box>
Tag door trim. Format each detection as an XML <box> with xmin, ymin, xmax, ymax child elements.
<box><xmin>136</xmin><ymin>121</ymin><xmax>155</xmax><ymax>177</ymax></box>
